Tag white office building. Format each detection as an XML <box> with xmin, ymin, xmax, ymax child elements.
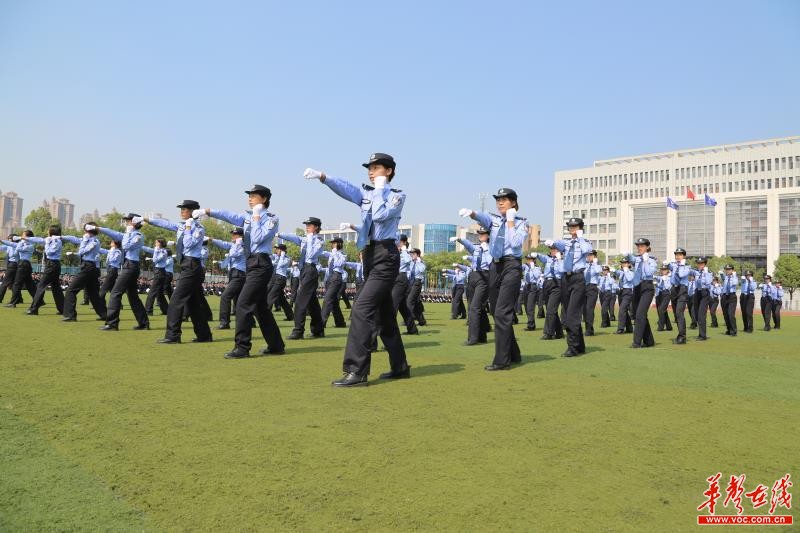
<box><xmin>554</xmin><ymin>136</ymin><xmax>800</xmax><ymax>272</ymax></box>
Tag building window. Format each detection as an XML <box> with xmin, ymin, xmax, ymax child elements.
<box><xmin>609</xmin><ymin>208</ymin><xmax>617</xmax><ymax>217</ymax></box>
<box><xmin>600</xmin><ymin>208</ymin><xmax>607</xmax><ymax>218</ymax></box>
<box><xmin>608</xmin><ymin>239</ymin><xmax>616</xmax><ymax>250</ymax></box>
<box><xmin>782</xmin><ymin>157</ymin><xmax>786</xmax><ymax>170</ymax></box>
<box><xmin>780</xmin><ymin>197</ymin><xmax>800</xmax><ymax>254</ymax></box>
<box><xmin>767</xmin><ymin>179</ymin><xmax>772</xmax><ymax>189</ymax></box>
<box><xmin>608</xmin><ymin>223</ymin><xmax>617</xmax><ymax>233</ymax></box>
<box><xmin>600</xmin><ymin>224</ymin><xmax>607</xmax><ymax>233</ymax></box>
<box><xmin>791</xmin><ymin>157</ymin><xmax>795</xmax><ymax>170</ymax></box>
<box><xmin>599</xmin><ymin>240</ymin><xmax>607</xmax><ymax>248</ymax></box>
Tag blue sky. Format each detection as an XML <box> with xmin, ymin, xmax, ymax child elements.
<box><xmin>1</xmin><ymin>0</ymin><xmax>798</xmax><ymax>236</ymax></box>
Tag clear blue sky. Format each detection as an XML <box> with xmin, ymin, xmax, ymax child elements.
<box><xmin>1</xmin><ymin>0</ymin><xmax>798</xmax><ymax>236</ymax></box>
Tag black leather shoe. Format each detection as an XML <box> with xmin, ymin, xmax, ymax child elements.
<box><xmin>191</xmin><ymin>337</ymin><xmax>213</xmax><ymax>343</ymax></box>
<box><xmin>403</xmin><ymin>330</ymin><xmax>419</xmax><ymax>335</ymax></box>
<box><xmin>694</xmin><ymin>336</ymin><xmax>709</xmax><ymax>341</ymax></box>
<box><xmin>332</xmin><ymin>372</ymin><xmax>368</xmax><ymax>387</ymax></box>
<box><xmin>539</xmin><ymin>335</ymin><xmax>553</xmax><ymax>340</ymax></box>
<box><xmin>287</xmin><ymin>332</ymin><xmax>303</xmax><ymax>340</ymax></box>
<box><xmin>5</xmin><ymin>303</ymin><xmax>16</xmax><ymax>308</ymax></box>
<box><xmin>224</xmin><ymin>350</ymin><xmax>250</xmax><ymax>359</ymax></box>
<box><xmin>729</xmin><ymin>332</ymin><xmax>737</xmax><ymax>337</ymax></box>
<box><xmin>379</xmin><ymin>366</ymin><xmax>411</xmax><ymax>379</ymax></box>
<box><xmin>630</xmin><ymin>343</ymin><xmax>641</xmax><ymax>349</ymax></box>
<box><xmin>672</xmin><ymin>337</ymin><xmax>686</xmax><ymax>345</ymax></box>
<box><xmin>562</xmin><ymin>349</ymin><xmax>581</xmax><ymax>357</ymax></box>
<box><xmin>463</xmin><ymin>340</ymin><xmax>487</xmax><ymax>346</ymax></box>
<box><xmin>259</xmin><ymin>347</ymin><xmax>286</xmax><ymax>355</ymax></box>
<box><xmin>133</xmin><ymin>324</ymin><xmax>150</xmax><ymax>330</ymax></box>
<box><xmin>25</xmin><ymin>309</ymin><xmax>38</xmax><ymax>315</ymax></box>
<box><xmin>100</xmin><ymin>324</ymin><xmax>118</xmax><ymax>331</ymax></box>
<box><xmin>584</xmin><ymin>331</ymin><xmax>594</xmax><ymax>336</ymax></box>
<box><xmin>484</xmin><ymin>363</ymin><xmax>511</xmax><ymax>371</ymax></box>
<box><xmin>309</xmin><ymin>332</ymin><xmax>325</xmax><ymax>338</ymax></box>
<box><xmin>524</xmin><ymin>326</ymin><xmax>536</xmax><ymax>331</ymax></box>
<box><xmin>554</xmin><ymin>333</ymin><xmax>564</xmax><ymax>339</ymax></box>
<box><xmin>217</xmin><ymin>324</ymin><xmax>230</xmax><ymax>330</ymax></box>
<box><xmin>62</xmin><ymin>317</ymin><xmax>77</xmax><ymax>322</ymax></box>
<box><xmin>157</xmin><ymin>338</ymin><xmax>180</xmax><ymax>344</ymax></box>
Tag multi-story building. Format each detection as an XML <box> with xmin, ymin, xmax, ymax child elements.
<box><xmin>0</xmin><ymin>190</ymin><xmax>24</xmax><ymax>237</ymax></box>
<box><xmin>554</xmin><ymin>136</ymin><xmax>800</xmax><ymax>272</ymax></box>
<box><xmin>78</xmin><ymin>209</ymin><xmax>102</xmax><ymax>227</ymax></box>
<box><xmin>43</xmin><ymin>196</ymin><xmax>76</xmax><ymax>229</ymax></box>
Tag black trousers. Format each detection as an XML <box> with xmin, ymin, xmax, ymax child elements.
<box><xmin>616</xmin><ymin>288</ymin><xmax>633</xmax><ymax>333</ymax></box>
<box><xmin>689</xmin><ymin>294</ymin><xmax>698</xmax><ymax>326</ymax></box>
<box><xmin>291</xmin><ymin>265</ymin><xmax>323</xmax><ymax>336</ymax></box>
<box><xmin>670</xmin><ymin>285</ymin><xmax>688</xmax><ymax>340</ymax></box>
<box><xmin>525</xmin><ymin>283</ymin><xmax>538</xmax><ymax>329</ymax></box>
<box><xmin>632</xmin><ymin>283</ymin><xmax>655</xmax><ymax>347</ymax></box>
<box><xmin>234</xmin><ymin>254</ymin><xmax>283</xmax><ymax>354</ymax></box>
<box><xmin>772</xmin><ymin>300</ymin><xmax>781</xmax><ymax>328</ymax></box>
<box><xmin>267</xmin><ymin>273</ymin><xmax>294</xmax><ymax>320</ymax></box>
<box><xmin>537</xmin><ymin>284</ymin><xmax>546</xmax><ymax>318</ymax></box>
<box><xmin>599</xmin><ymin>291</ymin><xmax>612</xmax><ymax>327</ymax></box>
<box><xmin>163</xmin><ymin>258</ymin><xmax>210</xmax><ymax>341</ymax></box>
<box><xmin>392</xmin><ymin>273</ymin><xmax>416</xmax><ymax>334</ymax></box>
<box><xmin>342</xmin><ymin>241</ymin><xmax>407</xmax><ymax>376</ymax></box>
<box><xmin>106</xmin><ymin>260</ymin><xmax>148</xmax><ymax>328</ymax></box>
<box><xmin>696</xmin><ymin>289</ymin><xmax>710</xmax><ymax>337</ymax></box>
<box><xmin>30</xmin><ymin>259</ymin><xmax>64</xmax><ymax>313</ymax></box>
<box><xmin>543</xmin><ymin>278</ymin><xmax>563</xmax><ymax>337</ymax></box>
<box><xmin>740</xmin><ymin>294</ymin><xmax>754</xmax><ymax>332</ymax></box>
<box><xmin>467</xmin><ymin>270</ymin><xmax>490</xmax><ymax>343</ymax></box>
<box><xmin>489</xmin><ymin>258</ymin><xmax>522</xmax><ymax>366</ymax></box>
<box><xmin>339</xmin><ymin>282</ymin><xmax>351</xmax><ymax>309</ymax></box>
<box><xmin>0</xmin><ymin>262</ymin><xmax>18</xmax><ymax>303</ymax></box>
<box><xmin>583</xmin><ymin>284</ymin><xmax>598</xmax><ymax>334</ymax></box>
<box><xmin>451</xmin><ymin>284</ymin><xmax>466</xmax><ymax>318</ymax></box>
<box><xmin>100</xmin><ymin>267</ymin><xmax>119</xmax><ymax>299</ymax></box>
<box><xmin>708</xmin><ymin>296</ymin><xmax>719</xmax><ymax>327</ymax></box>
<box><xmin>63</xmin><ymin>261</ymin><xmax>106</xmax><ymax>320</ymax></box>
<box><xmin>760</xmin><ymin>297</ymin><xmax>772</xmax><ymax>329</ymax></box>
<box><xmin>406</xmin><ymin>280</ymin><xmax>424</xmax><ymax>326</ymax></box>
<box><xmin>561</xmin><ymin>271</ymin><xmax>586</xmax><ymax>353</ymax></box>
<box><xmin>656</xmin><ymin>291</ymin><xmax>672</xmax><ymax>330</ymax></box>
<box><xmin>145</xmin><ymin>268</ymin><xmax>170</xmax><ymax>315</ymax></box>
<box><xmin>721</xmin><ymin>293</ymin><xmax>737</xmax><ymax>334</ymax></box>
<box><xmin>219</xmin><ymin>269</ymin><xmax>246</xmax><ymax>327</ymax></box>
<box><xmin>290</xmin><ymin>277</ymin><xmax>300</xmax><ymax>303</ymax></box>
<box><xmin>321</xmin><ymin>272</ymin><xmax>346</xmax><ymax>327</ymax></box>
<box><xmin>10</xmin><ymin>260</ymin><xmax>36</xmax><ymax>305</ymax></box>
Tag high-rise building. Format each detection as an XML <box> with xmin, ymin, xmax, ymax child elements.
<box><xmin>79</xmin><ymin>209</ymin><xmax>101</xmax><ymax>227</ymax></box>
<box><xmin>43</xmin><ymin>197</ymin><xmax>76</xmax><ymax>229</ymax></box>
<box><xmin>554</xmin><ymin>136</ymin><xmax>800</xmax><ymax>272</ymax></box>
<box><xmin>0</xmin><ymin>190</ymin><xmax>24</xmax><ymax>237</ymax></box>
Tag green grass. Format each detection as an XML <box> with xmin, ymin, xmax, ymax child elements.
<box><xmin>1</xmin><ymin>298</ymin><xmax>798</xmax><ymax>531</ymax></box>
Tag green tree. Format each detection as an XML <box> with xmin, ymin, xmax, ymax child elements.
<box><xmin>23</xmin><ymin>207</ymin><xmax>59</xmax><ymax>236</ymax></box>
<box><xmin>773</xmin><ymin>254</ymin><xmax>800</xmax><ymax>302</ymax></box>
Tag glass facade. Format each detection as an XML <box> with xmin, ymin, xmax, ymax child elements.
<box><xmin>423</xmin><ymin>224</ymin><xmax>457</xmax><ymax>254</ymax></box>
<box><xmin>632</xmin><ymin>206</ymin><xmax>667</xmax><ymax>261</ymax></box>
<box><xmin>779</xmin><ymin>197</ymin><xmax>800</xmax><ymax>255</ymax></box>
<box><xmin>726</xmin><ymin>199</ymin><xmax>767</xmax><ymax>262</ymax></box>
<box><xmin>677</xmin><ymin>203</ymin><xmax>715</xmax><ymax>257</ymax></box>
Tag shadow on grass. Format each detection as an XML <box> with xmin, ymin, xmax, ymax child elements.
<box><xmin>402</xmin><ymin>341</ymin><xmax>442</xmax><ymax>349</ymax></box>
<box><xmin>519</xmin><ymin>354</ymin><xmax>557</xmax><ymax>365</ymax></box>
<box><xmin>368</xmin><ymin>363</ymin><xmax>465</xmax><ymax>386</ymax></box>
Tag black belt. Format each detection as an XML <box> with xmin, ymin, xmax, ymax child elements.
<box><xmin>493</xmin><ymin>255</ymin><xmax>519</xmax><ymax>263</ymax></box>
<box><xmin>368</xmin><ymin>239</ymin><xmax>395</xmax><ymax>245</ymax></box>
<box><xmin>81</xmin><ymin>260</ymin><xmax>96</xmax><ymax>267</ymax></box>
<box><xmin>564</xmin><ymin>268</ymin><xmax>585</xmax><ymax>278</ymax></box>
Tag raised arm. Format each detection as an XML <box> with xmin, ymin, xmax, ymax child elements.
<box><xmin>320</xmin><ymin>176</ymin><xmax>363</xmax><ymax>206</ymax></box>
<box><xmin>207</xmin><ymin>209</ymin><xmax>246</xmax><ymax>227</ymax></box>
<box><xmin>98</xmin><ymin>227</ymin><xmax>125</xmax><ymax>241</ymax></box>
<box><xmin>145</xmin><ymin>218</ymin><xmax>180</xmax><ymax>232</ymax></box>
<box><xmin>277</xmin><ymin>233</ymin><xmax>302</xmax><ymax>246</ymax></box>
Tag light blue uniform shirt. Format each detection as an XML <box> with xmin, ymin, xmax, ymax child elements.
<box><xmin>776</xmin><ymin>287</ymin><xmax>784</xmax><ymax>300</ymax></box>
<box><xmin>279</xmin><ymin>233</ymin><xmax>324</xmax><ymax>266</ymax></box>
<box><xmin>655</xmin><ymin>275</ymin><xmax>672</xmax><ymax>295</ymax></box>
<box><xmin>321</xmin><ymin>249</ymin><xmax>346</xmax><ymax>276</ymax></box>
<box><xmin>537</xmin><ymin>254</ymin><xmax>562</xmax><ymax>280</ymax></box>
<box><xmin>103</xmin><ymin>248</ymin><xmax>123</xmax><ymax>269</ymax></box>
<box><xmin>618</xmin><ymin>267</ymin><xmax>635</xmax><ymax>289</ymax></box>
<box><xmin>76</xmin><ymin>235</ymin><xmax>101</xmax><ymax>265</ymax></box>
<box><xmin>211</xmin><ymin>238</ymin><xmax>246</xmax><ymax>273</ymax></box>
<box><xmin>627</xmin><ymin>254</ymin><xmax>657</xmax><ymax>285</ymax></box>
<box><xmin>669</xmin><ymin>261</ymin><xmax>691</xmax><ymax>287</ymax></box>
<box><xmin>209</xmin><ymin>209</ymin><xmax>278</xmax><ymax>255</ymax></box>
<box><xmin>141</xmin><ymin>246</ymin><xmax>169</xmax><ymax>268</ymax></box>
<box><xmin>165</xmin><ymin>255</ymin><xmax>174</xmax><ymax>274</ymax></box>
<box><xmin>345</xmin><ymin>261</ymin><xmax>364</xmax><ymax>282</ymax></box>
<box><xmin>147</xmin><ymin>218</ymin><xmax>205</xmax><ymax>260</ymax></box>
<box><xmin>759</xmin><ymin>283</ymin><xmax>775</xmax><ymax>299</ymax></box>
<box><xmin>692</xmin><ymin>268</ymin><xmax>713</xmax><ymax>290</ymax></box>
<box><xmin>408</xmin><ymin>259</ymin><xmax>426</xmax><ymax>282</ymax></box>
<box><xmin>272</xmin><ymin>253</ymin><xmax>291</xmax><ymax>277</ymax></box>
<box><xmin>291</xmin><ymin>265</ymin><xmax>300</xmax><ymax>279</ymax></box>
<box><xmin>99</xmin><ymin>227</ymin><xmax>143</xmax><ymax>262</ymax></box>
<box><xmin>1</xmin><ymin>241</ymin><xmax>19</xmax><ymax>263</ymax></box>
<box><xmin>741</xmin><ymin>278</ymin><xmax>756</xmax><ymax>295</ymax></box>
<box><xmin>710</xmin><ymin>285</ymin><xmax>721</xmax><ymax>298</ymax></box>
<box><xmin>399</xmin><ymin>249</ymin><xmax>412</xmax><ymax>274</ymax></box>
<box><xmin>525</xmin><ymin>264</ymin><xmax>542</xmax><ymax>285</ymax></box>
<box><xmin>459</xmin><ymin>238</ymin><xmax>493</xmax><ymax>271</ymax></box>
<box><xmin>444</xmin><ymin>268</ymin><xmax>467</xmax><ymax>285</ymax></box>
<box><xmin>584</xmin><ymin>263</ymin><xmax>602</xmax><ymax>285</ymax></box>
<box><xmin>554</xmin><ymin>237</ymin><xmax>593</xmax><ymax>273</ymax></box>
<box><xmin>473</xmin><ymin>212</ymin><xmax>528</xmax><ymax>259</ymax></box>
<box><xmin>14</xmin><ymin>239</ymin><xmax>34</xmax><ymax>262</ymax></box>
<box><xmin>721</xmin><ymin>273</ymin><xmax>739</xmax><ymax>295</ymax></box>
<box><xmin>688</xmin><ymin>280</ymin><xmax>696</xmax><ymax>297</ymax></box>
<box><xmin>323</xmin><ymin>176</ymin><xmax>406</xmax><ymax>249</ymax></box>
<box><xmin>28</xmin><ymin>236</ymin><xmax>63</xmax><ymax>260</ymax></box>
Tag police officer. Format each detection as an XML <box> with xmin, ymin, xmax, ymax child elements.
<box><xmin>304</xmin><ymin>152</ymin><xmax>410</xmax><ymax>386</ymax></box>
<box><xmin>100</xmin><ymin>240</ymin><xmax>123</xmax><ymax>301</ymax></box>
<box><xmin>26</xmin><ymin>225</ymin><xmax>65</xmax><ymax>315</ymax></box>
<box><xmin>269</xmin><ymin>243</ymin><xmax>294</xmax><ymax>321</ymax></box>
<box><xmin>0</xmin><ymin>234</ymin><xmax>20</xmax><ymax>304</ymax></box>
<box><xmin>142</xmin><ymin>238</ymin><xmax>171</xmax><ymax>316</ymax></box>
<box><xmin>687</xmin><ymin>273</ymin><xmax>697</xmax><ymax>327</ymax></box>
<box><xmin>392</xmin><ymin>234</ymin><xmax>417</xmax><ymax>334</ymax></box>
<box><xmin>443</xmin><ymin>264</ymin><xmax>468</xmax><ymax>319</ymax></box>
<box><xmin>615</xmin><ymin>257</ymin><xmax>634</xmax><ymax>335</ymax></box>
<box><xmin>536</xmin><ymin>245</ymin><xmax>564</xmax><ymax>340</ymax></box>
<box><xmin>97</xmin><ymin>214</ymin><xmax>150</xmax><ymax>331</ymax></box>
<box><xmin>773</xmin><ymin>281</ymin><xmax>783</xmax><ymax>329</ymax></box>
<box><xmin>709</xmin><ymin>277</ymin><xmax>721</xmax><ymax>328</ymax></box>
<box><xmin>278</xmin><ymin>217</ymin><xmax>325</xmax><ymax>340</ymax></box>
<box><xmin>201</xmin><ymin>187</ymin><xmax>285</xmax><ymax>356</ymax></box>
<box><xmin>460</xmin><ymin>187</ymin><xmax>528</xmax><ymax>370</ymax></box>
<box><xmin>211</xmin><ymin>227</ymin><xmax>246</xmax><ymax>330</ymax></box>
<box><xmin>524</xmin><ymin>254</ymin><xmax>542</xmax><ymax>332</ymax></box>
<box><xmin>692</xmin><ymin>257</ymin><xmax>713</xmax><ymax>341</ymax></box>
<box><xmin>582</xmin><ymin>249</ymin><xmax>601</xmax><ymax>336</ymax></box>
<box><xmin>655</xmin><ymin>264</ymin><xmax>673</xmax><ymax>331</ymax></box>
<box><xmin>627</xmin><ymin>238</ymin><xmax>657</xmax><ymax>348</ymax></box>
<box><xmin>455</xmin><ymin>228</ymin><xmax>493</xmax><ymax>344</ymax></box>
<box><xmin>668</xmin><ymin>247</ymin><xmax>691</xmax><ymax>345</ymax></box>
<box><xmin>739</xmin><ymin>270</ymin><xmax>756</xmax><ymax>333</ymax></box>
<box><xmin>406</xmin><ymin>248</ymin><xmax>428</xmax><ymax>329</ymax></box>
<box><xmin>720</xmin><ymin>264</ymin><xmax>738</xmax><ymax>336</ymax></box>
<box><xmin>599</xmin><ymin>266</ymin><xmax>614</xmax><ymax>328</ymax></box>
<box><xmin>759</xmin><ymin>275</ymin><xmax>774</xmax><ymax>331</ymax></box>
<box><xmin>320</xmin><ymin>238</ymin><xmax>347</xmax><ymax>328</ymax></box>
<box><xmin>61</xmin><ymin>223</ymin><xmax>107</xmax><ymax>322</ymax></box>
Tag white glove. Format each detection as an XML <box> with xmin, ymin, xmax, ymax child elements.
<box><xmin>167</xmin><ymin>241</ymin><xmax>175</xmax><ymax>246</ymax></box>
<box><xmin>505</xmin><ymin>208</ymin><xmax>517</xmax><ymax>221</ymax></box>
<box><xmin>84</xmin><ymin>224</ymin><xmax>96</xmax><ymax>231</ymax></box>
<box><xmin>235</xmin><ymin>237</ymin><xmax>243</xmax><ymax>245</ymax></box>
<box><xmin>480</xmin><ymin>242</ymin><xmax>489</xmax><ymax>250</ymax></box>
<box><xmin>642</xmin><ymin>252</ymin><xmax>649</xmax><ymax>262</ymax></box>
<box><xmin>623</xmin><ymin>266</ymin><xmax>630</xmax><ymax>272</ymax></box>
<box><xmin>679</xmin><ymin>259</ymin><xmax>686</xmax><ymax>266</ymax></box>
<box><xmin>184</xmin><ymin>219</ymin><xmax>192</xmax><ymax>229</ymax></box>
<box><xmin>125</xmin><ymin>225</ymin><xmax>133</xmax><ymax>233</ymax></box>
<box><xmin>12</xmin><ymin>235</ymin><xmax>20</xmax><ymax>241</ymax></box>
<box><xmin>555</xmin><ymin>251</ymin><xmax>562</xmax><ymax>260</ymax></box>
<box><xmin>462</xmin><ymin>255</ymin><xmax>469</xmax><ymax>260</ymax></box>
<box><xmin>303</xmin><ymin>168</ymin><xmax>323</xmax><ymax>180</ymax></box>
<box><xmin>662</xmin><ymin>260</ymin><xmax>670</xmax><ymax>267</ymax></box>
<box><xmin>458</xmin><ymin>208</ymin><xmax>472</xmax><ymax>218</ymax></box>
<box><xmin>339</xmin><ymin>223</ymin><xmax>350</xmax><ymax>231</ymax></box>
<box><xmin>400</xmin><ymin>246</ymin><xmax>407</xmax><ymax>252</ymax></box>
<box><xmin>576</xmin><ymin>229</ymin><xmax>584</xmax><ymax>238</ymax></box>
<box><xmin>373</xmin><ymin>175</ymin><xmax>387</xmax><ymax>190</ymax></box>
<box><xmin>131</xmin><ymin>216</ymin><xmax>144</xmax><ymax>225</ymax></box>
<box><xmin>610</xmin><ymin>267</ymin><xmax>616</xmax><ymax>273</ymax></box>
<box><xmin>622</xmin><ymin>251</ymin><xmax>631</xmax><ymax>257</ymax></box>
<box><xmin>441</xmin><ymin>268</ymin><xmax>447</xmax><ymax>272</ymax></box>
<box><xmin>449</xmin><ymin>236</ymin><xmax>457</xmax><ymax>242</ymax></box>
<box><xmin>252</xmin><ymin>204</ymin><xmax>264</xmax><ymax>217</ymax></box>
<box><xmin>191</xmin><ymin>209</ymin><xmax>207</xmax><ymax>220</ymax></box>
<box><xmin>592</xmin><ymin>257</ymin><xmax>599</xmax><ymax>264</ymax></box>
<box><xmin>544</xmin><ymin>239</ymin><xmax>554</xmax><ymax>247</ymax></box>
<box><xmin>452</xmin><ymin>263</ymin><xmax>458</xmax><ymax>267</ymax></box>
<box><xmin>203</xmin><ymin>236</ymin><xmax>210</xmax><ymax>243</ymax></box>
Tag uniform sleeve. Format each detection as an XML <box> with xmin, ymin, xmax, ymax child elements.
<box><xmin>251</xmin><ymin>214</ymin><xmax>279</xmax><ymax>247</ymax></box>
<box><xmin>331</xmin><ymin>252</ymin><xmax>345</xmax><ymax>269</ymax></box>
<box><xmin>98</xmin><ymin>227</ymin><xmax>125</xmax><ymax>241</ymax></box>
<box><xmin>277</xmin><ymin>233</ymin><xmax>302</xmax><ymax>245</ymax></box>
<box><xmin>211</xmin><ymin>239</ymin><xmax>232</xmax><ymax>250</ymax></box>
<box><xmin>458</xmin><ymin>239</ymin><xmax>475</xmax><ymax>254</ymax></box>
<box><xmin>506</xmin><ymin>220</ymin><xmax>528</xmax><ymax>248</ymax></box>
<box><xmin>147</xmin><ymin>218</ymin><xmax>180</xmax><ymax>231</ymax></box>
<box><xmin>208</xmin><ymin>209</ymin><xmax>246</xmax><ymax>227</ymax></box>
<box><xmin>181</xmin><ymin>220</ymin><xmax>204</xmax><ymax>250</ymax></box>
<box><xmin>323</xmin><ymin>176</ymin><xmax>363</xmax><ymax>206</ymax></box>
<box><xmin>141</xmin><ymin>246</ymin><xmax>155</xmax><ymax>254</ymax></box>
<box><xmin>371</xmin><ymin>189</ymin><xmax>405</xmax><ymax>222</ymax></box>
<box><xmin>306</xmin><ymin>236</ymin><xmax>323</xmax><ymax>260</ymax></box>
<box><xmin>62</xmin><ymin>235</ymin><xmax>82</xmax><ymax>245</ymax></box>
<box><xmin>642</xmin><ymin>259</ymin><xmax>656</xmax><ymax>278</ymax></box>
<box><xmin>27</xmin><ymin>236</ymin><xmax>45</xmax><ymax>244</ymax></box>
<box><xmin>473</xmin><ymin>212</ymin><xmax>493</xmax><ymax>232</ymax></box>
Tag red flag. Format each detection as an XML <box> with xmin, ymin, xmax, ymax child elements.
<box><xmin>687</xmin><ymin>188</ymin><xmax>696</xmax><ymax>200</ymax></box>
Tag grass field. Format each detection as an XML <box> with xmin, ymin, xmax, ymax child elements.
<box><xmin>1</xmin><ymin>298</ymin><xmax>798</xmax><ymax>531</ymax></box>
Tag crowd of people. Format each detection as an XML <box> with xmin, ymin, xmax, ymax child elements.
<box><xmin>1</xmin><ymin>152</ymin><xmax>787</xmax><ymax>386</ymax></box>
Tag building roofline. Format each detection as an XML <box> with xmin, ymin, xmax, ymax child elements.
<box><xmin>590</xmin><ymin>135</ymin><xmax>799</xmax><ymax>168</ymax></box>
